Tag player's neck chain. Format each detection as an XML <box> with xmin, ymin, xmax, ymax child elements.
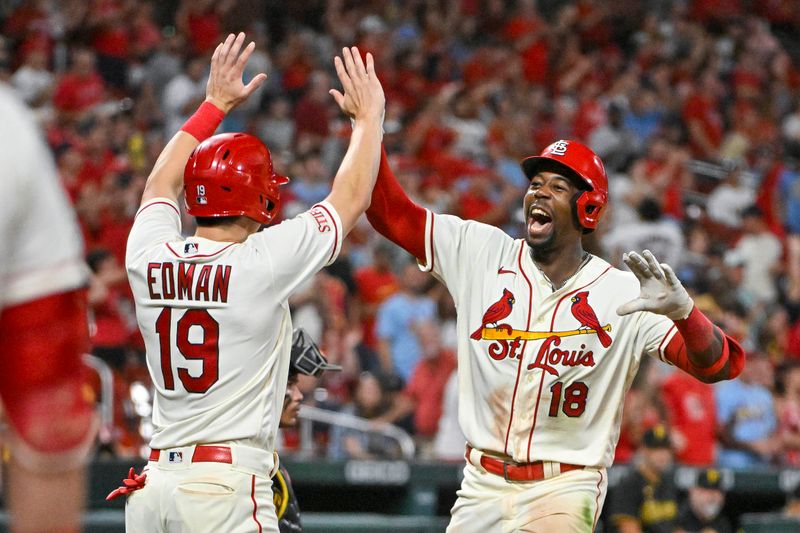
<box><xmin>535</xmin><ymin>252</ymin><xmax>592</xmax><ymax>292</ymax></box>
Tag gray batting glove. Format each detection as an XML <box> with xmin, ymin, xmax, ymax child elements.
<box><xmin>616</xmin><ymin>250</ymin><xmax>694</xmax><ymax>320</ymax></box>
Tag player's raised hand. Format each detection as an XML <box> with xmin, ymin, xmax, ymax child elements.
<box><xmin>205</xmin><ymin>32</ymin><xmax>267</xmax><ymax>114</ymax></box>
<box><xmin>329</xmin><ymin>46</ymin><xmax>385</xmax><ymax>122</ymax></box>
<box><xmin>616</xmin><ymin>250</ymin><xmax>694</xmax><ymax>320</ymax></box>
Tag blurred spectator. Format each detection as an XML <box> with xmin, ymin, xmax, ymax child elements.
<box><xmin>588</xmin><ymin>101</ymin><xmax>637</xmax><ymax>173</ymax></box>
<box><xmin>11</xmin><ymin>42</ymin><xmax>53</xmax><ymax>108</ymax></box>
<box><xmin>327</xmin><ymin>372</ymin><xmax>399</xmax><ymax>460</ymax></box>
<box><xmin>615</xmin><ymin>360</ymin><xmax>665</xmax><ymax>464</ymax></box>
<box><xmin>52</xmin><ymin>47</ymin><xmax>106</xmax><ymax>119</ymax></box>
<box><xmin>778</xmin><ymin>162</ymin><xmax>800</xmax><ymax>243</ymax></box>
<box><xmin>354</xmin><ymin>243</ymin><xmax>399</xmax><ymax>350</ymax></box>
<box><xmin>683</xmin><ymin>70</ymin><xmax>724</xmax><ymax>160</ymax></box>
<box><xmin>731</xmin><ymin>206</ymin><xmax>783</xmax><ymax>305</ymax></box>
<box><xmin>373</xmin><ymin>322</ymin><xmax>456</xmax><ymax>456</ymax></box>
<box><xmin>627</xmin><ymin>138</ymin><xmax>691</xmax><ymax>220</ymax></box>
<box><xmin>662</xmin><ymin>368</ymin><xmax>717</xmax><ymax>467</ymax></box>
<box><xmin>142</xmin><ymin>29</ymin><xmax>186</xmax><ymax>104</ymax></box>
<box><xmin>86</xmin><ymin>248</ymin><xmax>132</xmax><ymax>370</ymax></box>
<box><xmin>784</xmin><ymin>483</ymin><xmax>800</xmax><ymax>519</ymax></box>
<box><xmin>776</xmin><ymin>361</ymin><xmax>800</xmax><ymax>467</ymax></box>
<box><xmin>675</xmin><ymin>469</ymin><xmax>733</xmax><ymax>533</ymax></box>
<box><xmin>175</xmin><ymin>0</ymin><xmax>232</xmax><ymax>56</ymax></box>
<box><xmin>375</xmin><ymin>261</ymin><xmax>436</xmax><ymax>381</ymax></box>
<box><xmin>603</xmin><ymin>197</ymin><xmax>685</xmax><ymax>270</ymax></box>
<box><xmin>706</xmin><ymin>162</ymin><xmax>756</xmax><ymax>228</ymax></box>
<box><xmin>607</xmin><ymin>425</ymin><xmax>678</xmax><ymax>533</ymax></box>
<box><xmin>715</xmin><ymin>353</ymin><xmax>778</xmax><ymax>469</ymax></box>
<box><xmin>256</xmin><ymin>96</ymin><xmax>295</xmax><ymax>155</ymax></box>
<box><xmin>290</xmin><ymin>149</ymin><xmax>332</xmax><ymax>208</ymax></box>
<box><xmin>623</xmin><ymin>89</ymin><xmax>663</xmax><ymax>151</ymax></box>
<box><xmin>433</xmin><ymin>368</ymin><xmax>464</xmax><ymax>462</ymax></box>
<box><xmin>293</xmin><ymin>70</ymin><xmax>333</xmax><ymax>150</ymax></box>
<box><xmin>162</xmin><ymin>55</ymin><xmax>207</xmax><ymax>136</ymax></box>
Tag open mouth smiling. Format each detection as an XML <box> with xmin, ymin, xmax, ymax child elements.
<box><xmin>528</xmin><ymin>206</ymin><xmax>553</xmax><ymax>236</ymax></box>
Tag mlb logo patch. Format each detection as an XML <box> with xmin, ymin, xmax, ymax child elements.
<box><xmin>184</xmin><ymin>243</ymin><xmax>198</xmax><ymax>254</ymax></box>
<box><xmin>168</xmin><ymin>451</ymin><xmax>183</xmax><ymax>463</ymax></box>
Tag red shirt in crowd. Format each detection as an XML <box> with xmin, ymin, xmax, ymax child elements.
<box><xmin>186</xmin><ymin>9</ymin><xmax>221</xmax><ymax>55</ymax></box>
<box><xmin>355</xmin><ymin>267</ymin><xmax>398</xmax><ymax>349</ymax></box>
<box><xmin>90</xmin><ymin>287</ymin><xmax>130</xmax><ymax>348</ymax></box>
<box><xmin>661</xmin><ymin>371</ymin><xmax>717</xmax><ymax>466</ymax></box>
<box><xmin>53</xmin><ymin>72</ymin><xmax>106</xmax><ymax>113</ymax></box>
<box><xmin>642</xmin><ymin>158</ymin><xmax>685</xmax><ymax>220</ymax></box>
<box><xmin>683</xmin><ymin>91</ymin><xmax>724</xmax><ymax>158</ymax></box>
<box><xmin>293</xmin><ymin>96</ymin><xmax>330</xmax><ymax>138</ymax></box>
<box><xmin>403</xmin><ymin>350</ymin><xmax>457</xmax><ymax>437</ymax></box>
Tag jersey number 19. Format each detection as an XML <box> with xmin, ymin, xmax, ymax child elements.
<box><xmin>155</xmin><ymin>308</ymin><xmax>219</xmax><ymax>393</ymax></box>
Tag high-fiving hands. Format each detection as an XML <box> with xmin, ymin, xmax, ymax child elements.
<box><xmin>616</xmin><ymin>250</ymin><xmax>694</xmax><ymax>320</ymax></box>
<box><xmin>205</xmin><ymin>32</ymin><xmax>267</xmax><ymax>114</ymax></box>
<box><xmin>329</xmin><ymin>46</ymin><xmax>385</xmax><ymax>124</ymax></box>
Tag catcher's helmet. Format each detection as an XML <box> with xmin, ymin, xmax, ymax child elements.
<box><xmin>184</xmin><ymin>133</ymin><xmax>289</xmax><ymax>225</ymax></box>
<box><xmin>290</xmin><ymin>328</ymin><xmax>341</xmax><ymax>378</ymax></box>
<box><xmin>521</xmin><ymin>140</ymin><xmax>608</xmax><ymax>231</ymax></box>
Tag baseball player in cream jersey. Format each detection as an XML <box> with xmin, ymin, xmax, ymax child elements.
<box><xmin>116</xmin><ymin>34</ymin><xmax>385</xmax><ymax>532</ymax></box>
<box><xmin>0</xmin><ymin>83</ymin><xmax>96</xmax><ymax>533</ymax></box>
<box><xmin>365</xmin><ymin>140</ymin><xmax>745</xmax><ymax>532</ymax></box>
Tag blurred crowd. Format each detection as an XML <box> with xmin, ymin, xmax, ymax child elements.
<box><xmin>3</xmin><ymin>0</ymin><xmax>800</xmax><ymax>468</ymax></box>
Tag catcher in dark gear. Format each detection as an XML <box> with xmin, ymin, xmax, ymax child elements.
<box><xmin>274</xmin><ymin>328</ymin><xmax>341</xmax><ymax>532</ymax></box>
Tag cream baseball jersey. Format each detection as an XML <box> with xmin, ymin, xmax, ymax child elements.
<box><xmin>126</xmin><ymin>198</ymin><xmax>342</xmax><ymax>451</ymax></box>
<box><xmin>420</xmin><ymin>212</ymin><xmax>677</xmax><ymax>467</ymax></box>
<box><xmin>0</xmin><ymin>84</ymin><xmax>86</xmax><ymax>310</ymax></box>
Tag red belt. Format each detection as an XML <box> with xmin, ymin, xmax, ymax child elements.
<box><xmin>466</xmin><ymin>445</ymin><xmax>583</xmax><ymax>482</ymax></box>
<box><xmin>149</xmin><ymin>445</ymin><xmax>232</xmax><ymax>464</ymax></box>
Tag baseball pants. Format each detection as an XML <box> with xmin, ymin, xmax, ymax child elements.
<box><xmin>447</xmin><ymin>460</ymin><xmax>608</xmax><ymax>533</ymax></box>
<box><xmin>126</xmin><ymin>445</ymin><xmax>278</xmax><ymax>533</ymax></box>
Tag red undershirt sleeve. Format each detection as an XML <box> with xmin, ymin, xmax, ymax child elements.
<box><xmin>662</xmin><ymin>306</ymin><xmax>745</xmax><ymax>380</ymax></box>
<box><xmin>365</xmin><ymin>146</ymin><xmax>427</xmax><ymax>262</ymax></box>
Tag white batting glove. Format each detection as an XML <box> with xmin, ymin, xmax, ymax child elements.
<box><xmin>616</xmin><ymin>250</ymin><xmax>694</xmax><ymax>320</ymax></box>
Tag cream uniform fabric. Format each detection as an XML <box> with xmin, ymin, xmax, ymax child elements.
<box><xmin>0</xmin><ymin>84</ymin><xmax>86</xmax><ymax>309</ymax></box>
<box><xmin>126</xmin><ymin>199</ymin><xmax>342</xmax><ymax>454</ymax></box>
<box><xmin>421</xmin><ymin>211</ymin><xmax>677</xmax><ymax>467</ymax></box>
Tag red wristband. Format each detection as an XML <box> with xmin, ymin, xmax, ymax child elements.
<box><xmin>180</xmin><ymin>101</ymin><xmax>225</xmax><ymax>141</ymax></box>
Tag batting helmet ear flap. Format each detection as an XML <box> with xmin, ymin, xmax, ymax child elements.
<box><xmin>575</xmin><ymin>189</ymin><xmax>606</xmax><ymax>231</ymax></box>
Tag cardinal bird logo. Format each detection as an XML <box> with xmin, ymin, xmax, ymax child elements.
<box><xmin>570</xmin><ymin>291</ymin><xmax>612</xmax><ymax>347</ymax></box>
<box><xmin>471</xmin><ymin>289</ymin><xmax>515</xmax><ymax>340</ymax></box>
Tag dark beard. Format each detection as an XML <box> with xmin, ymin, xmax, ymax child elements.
<box><xmin>526</xmin><ymin>231</ymin><xmax>558</xmax><ymax>263</ymax></box>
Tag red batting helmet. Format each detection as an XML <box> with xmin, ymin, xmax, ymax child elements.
<box><xmin>184</xmin><ymin>133</ymin><xmax>289</xmax><ymax>225</ymax></box>
<box><xmin>521</xmin><ymin>140</ymin><xmax>608</xmax><ymax>231</ymax></box>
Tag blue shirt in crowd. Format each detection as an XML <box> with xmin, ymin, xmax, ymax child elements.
<box><xmin>715</xmin><ymin>379</ymin><xmax>776</xmax><ymax>469</ymax></box>
<box><xmin>375</xmin><ymin>292</ymin><xmax>436</xmax><ymax>381</ymax></box>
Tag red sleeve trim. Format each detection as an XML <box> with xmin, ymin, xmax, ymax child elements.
<box><xmin>657</xmin><ymin>324</ymin><xmax>677</xmax><ymax>363</ymax></box>
<box><xmin>136</xmin><ymin>200</ymin><xmax>180</xmax><ymax>218</ymax></box>
<box><xmin>315</xmin><ymin>203</ymin><xmax>340</xmax><ymax>265</ymax></box>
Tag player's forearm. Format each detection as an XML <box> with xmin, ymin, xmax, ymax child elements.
<box><xmin>663</xmin><ymin>306</ymin><xmax>745</xmax><ymax>383</ymax></box>
<box><xmin>142</xmin><ymin>131</ymin><xmax>200</xmax><ymax>202</ymax></box>
<box><xmin>141</xmin><ymin>101</ymin><xmax>225</xmax><ymax>204</ymax></box>
<box><xmin>365</xmin><ymin>146</ymin><xmax>427</xmax><ymax>260</ymax></box>
<box><xmin>325</xmin><ymin>116</ymin><xmax>383</xmax><ymax>233</ymax></box>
